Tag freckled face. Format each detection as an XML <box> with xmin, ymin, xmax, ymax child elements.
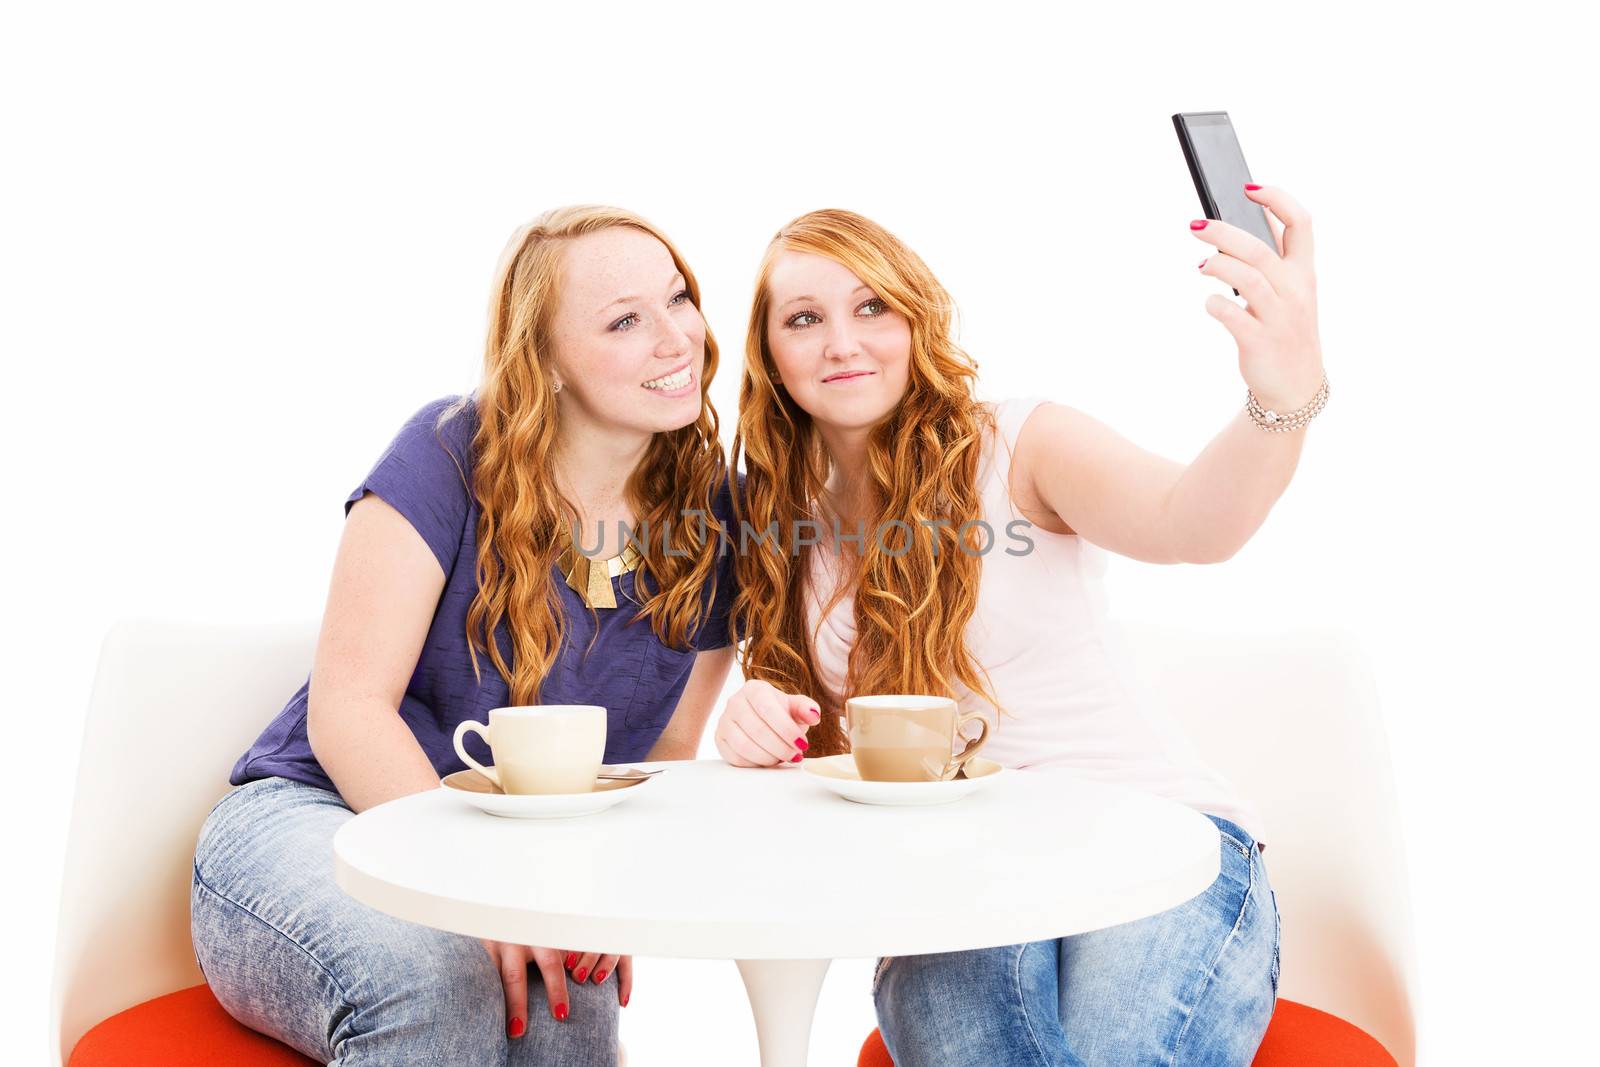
<box><xmin>764</xmin><ymin>251</ymin><xmax>911</xmax><ymax>433</ymax></box>
<box><xmin>547</xmin><ymin>226</ymin><xmax>708</xmax><ymax>436</ymax></box>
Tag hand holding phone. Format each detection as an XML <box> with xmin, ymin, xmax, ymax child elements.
<box><xmin>1173</xmin><ymin>111</ymin><xmax>1276</xmax><ymax>296</ymax></box>
<box><xmin>1169</xmin><ymin>113</ymin><xmax>1326</xmax><ymax>417</ymax></box>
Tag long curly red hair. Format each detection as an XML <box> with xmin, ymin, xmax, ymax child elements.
<box><xmin>458</xmin><ymin>206</ymin><xmax>726</xmax><ymax>702</ymax></box>
<box><xmin>731</xmin><ymin>209</ymin><xmax>998</xmax><ymax>756</ymax></box>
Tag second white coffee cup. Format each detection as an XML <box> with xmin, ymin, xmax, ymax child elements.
<box><xmin>452</xmin><ymin>705</ymin><xmax>607</xmax><ymax>795</ymax></box>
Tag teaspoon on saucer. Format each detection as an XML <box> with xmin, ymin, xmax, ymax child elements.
<box><xmin>596</xmin><ymin>766</ymin><xmax>664</xmax><ymax>781</ymax></box>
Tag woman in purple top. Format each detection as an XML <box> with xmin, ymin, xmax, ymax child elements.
<box><xmin>191</xmin><ymin>206</ymin><xmax>737</xmax><ymax>1066</ymax></box>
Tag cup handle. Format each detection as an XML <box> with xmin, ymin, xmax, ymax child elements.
<box><xmin>944</xmin><ymin>715</ymin><xmax>990</xmax><ymax>779</ymax></box>
<box><xmin>452</xmin><ymin>720</ymin><xmax>500</xmax><ymax>789</ymax></box>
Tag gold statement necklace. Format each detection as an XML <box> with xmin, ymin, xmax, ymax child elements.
<box><xmin>556</xmin><ymin>532</ymin><xmax>644</xmax><ymax>610</ymax></box>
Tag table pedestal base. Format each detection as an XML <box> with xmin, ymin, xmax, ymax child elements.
<box><xmin>734</xmin><ymin>958</ymin><xmax>832</xmax><ymax>1067</ymax></box>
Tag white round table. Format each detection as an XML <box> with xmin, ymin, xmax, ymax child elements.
<box><xmin>333</xmin><ymin>760</ymin><xmax>1219</xmax><ymax>1066</ymax></box>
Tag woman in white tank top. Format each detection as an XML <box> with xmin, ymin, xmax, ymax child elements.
<box><xmin>713</xmin><ymin>200</ymin><xmax>1328</xmax><ymax>1065</ymax></box>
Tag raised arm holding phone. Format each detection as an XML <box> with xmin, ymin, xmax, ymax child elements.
<box><xmin>715</xmin><ymin>115</ymin><xmax>1325</xmax><ymax>1061</ymax></box>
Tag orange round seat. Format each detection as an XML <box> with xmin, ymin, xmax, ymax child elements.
<box><xmin>69</xmin><ymin>983</ymin><xmax>317</xmax><ymax>1066</ymax></box>
<box><xmin>857</xmin><ymin>998</ymin><xmax>1398</xmax><ymax>1067</ymax></box>
<box><xmin>1248</xmin><ymin>1000</ymin><xmax>1399</xmax><ymax>1066</ymax></box>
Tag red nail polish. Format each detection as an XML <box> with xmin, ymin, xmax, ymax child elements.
<box><xmin>554</xmin><ymin>1002</ymin><xmax>569</xmax><ymax>1022</ymax></box>
<box><xmin>1190</xmin><ymin>219</ymin><xmax>1208</xmax><ymax>230</ymax></box>
<box><xmin>1245</xmin><ymin>183</ymin><xmax>1261</xmax><ymax>190</ymax></box>
<box><xmin>1198</xmin><ymin>259</ymin><xmax>1208</xmax><ymax>269</ymax></box>
<box><xmin>791</xmin><ymin>753</ymin><xmax>803</xmax><ymax>762</ymax></box>
<box><xmin>594</xmin><ymin>969</ymin><xmax>608</xmax><ymax>983</ymax></box>
<box><xmin>574</xmin><ymin>967</ymin><xmax>588</xmax><ymax>983</ymax></box>
<box><xmin>508</xmin><ymin>1017</ymin><xmax>525</xmax><ymax>1038</ymax></box>
<box><xmin>565</xmin><ymin>952</ymin><xmax>578</xmax><ymax>969</ymax></box>
<box><xmin>622</xmin><ymin>992</ymin><xmax>630</xmax><ymax>1007</ymax></box>
<box><xmin>795</xmin><ymin>737</ymin><xmax>809</xmax><ymax>750</ymax></box>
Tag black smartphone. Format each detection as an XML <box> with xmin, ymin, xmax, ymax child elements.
<box><xmin>1172</xmin><ymin>111</ymin><xmax>1275</xmax><ymax>297</ymax></box>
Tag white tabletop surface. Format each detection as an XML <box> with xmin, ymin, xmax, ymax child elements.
<box><xmin>333</xmin><ymin>759</ymin><xmax>1220</xmax><ymax>961</ymax></box>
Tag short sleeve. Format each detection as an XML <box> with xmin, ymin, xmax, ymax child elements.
<box><xmin>344</xmin><ymin>396</ymin><xmax>475</xmax><ymax>577</ymax></box>
<box><xmin>691</xmin><ymin>471</ymin><xmax>743</xmax><ymax>651</ymax></box>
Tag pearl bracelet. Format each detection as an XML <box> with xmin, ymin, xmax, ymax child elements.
<box><xmin>1246</xmin><ymin>373</ymin><xmax>1329</xmax><ymax>433</ymax></box>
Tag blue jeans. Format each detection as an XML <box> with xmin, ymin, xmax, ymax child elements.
<box><xmin>190</xmin><ymin>776</ymin><xmax>618</xmax><ymax>1066</ymax></box>
<box><xmin>874</xmin><ymin>814</ymin><xmax>1280</xmax><ymax>1067</ymax></box>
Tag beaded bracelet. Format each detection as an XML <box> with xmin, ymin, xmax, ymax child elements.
<box><xmin>1246</xmin><ymin>373</ymin><xmax>1329</xmax><ymax>433</ymax></box>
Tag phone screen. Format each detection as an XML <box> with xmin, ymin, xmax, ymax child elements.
<box><xmin>1173</xmin><ymin>112</ymin><xmax>1277</xmax><ymax>256</ymax></box>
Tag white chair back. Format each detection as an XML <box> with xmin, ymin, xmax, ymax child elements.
<box><xmin>1111</xmin><ymin>619</ymin><xmax>1417</xmax><ymax>1066</ymax></box>
<box><xmin>50</xmin><ymin>619</ymin><xmax>319</xmax><ymax>1065</ymax></box>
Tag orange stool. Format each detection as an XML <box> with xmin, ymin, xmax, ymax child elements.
<box><xmin>857</xmin><ymin>999</ymin><xmax>1398</xmax><ymax>1067</ymax></box>
<box><xmin>68</xmin><ymin>983</ymin><xmax>318</xmax><ymax>1066</ymax></box>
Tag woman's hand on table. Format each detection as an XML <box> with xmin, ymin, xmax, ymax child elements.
<box><xmin>480</xmin><ymin>939</ymin><xmax>631</xmax><ymax>1039</ymax></box>
<box><xmin>714</xmin><ymin>679</ymin><xmax>823</xmax><ymax>767</ymax></box>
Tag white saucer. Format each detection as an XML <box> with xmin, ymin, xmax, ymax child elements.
<box><xmin>440</xmin><ymin>768</ymin><xmax>656</xmax><ymax>819</ymax></box>
<box><xmin>800</xmin><ymin>754</ymin><xmax>1006</xmax><ymax>806</ymax></box>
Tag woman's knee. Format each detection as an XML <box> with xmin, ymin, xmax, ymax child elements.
<box><xmin>190</xmin><ymin>781</ymin><xmax>614</xmax><ymax>1062</ymax></box>
<box><xmin>318</xmin><ymin>925</ymin><xmax>512</xmax><ymax>1062</ymax></box>
<box><xmin>191</xmin><ymin>792</ymin><xmax>508</xmax><ymax>1062</ymax></box>
<box><xmin>876</xmin><ymin>944</ymin><xmax>1064</xmax><ymax>1065</ymax></box>
<box><xmin>561</xmin><ymin>968</ymin><xmax>621</xmax><ymax>1019</ymax></box>
<box><xmin>519</xmin><ymin>969</ymin><xmax>620</xmax><ymax>1062</ymax></box>
<box><xmin>359</xmin><ymin>925</ymin><xmax>504</xmax><ymax>1018</ymax></box>
<box><xmin>876</xmin><ymin>944</ymin><xmax>1030</xmax><ymax>1010</ymax></box>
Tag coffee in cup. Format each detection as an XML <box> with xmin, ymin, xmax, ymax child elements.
<box><xmin>844</xmin><ymin>694</ymin><xmax>989</xmax><ymax>783</ymax></box>
<box><xmin>452</xmin><ymin>705</ymin><xmax>607</xmax><ymax>795</ymax></box>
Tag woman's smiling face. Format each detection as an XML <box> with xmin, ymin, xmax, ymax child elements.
<box><xmin>763</xmin><ymin>250</ymin><xmax>912</xmax><ymax>433</ymax></box>
<box><xmin>547</xmin><ymin>225</ymin><xmax>708</xmax><ymax>437</ymax></box>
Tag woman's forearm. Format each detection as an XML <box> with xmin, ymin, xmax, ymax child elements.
<box><xmin>308</xmin><ymin>694</ymin><xmax>442</xmax><ymax>814</ymax></box>
<box><xmin>1164</xmin><ymin>407</ymin><xmax>1308</xmax><ymax>564</ymax></box>
<box><xmin>644</xmin><ymin>646</ymin><xmax>736</xmax><ymax>761</ymax></box>
<box><xmin>643</xmin><ymin>736</ymin><xmax>700</xmax><ymax>761</ymax></box>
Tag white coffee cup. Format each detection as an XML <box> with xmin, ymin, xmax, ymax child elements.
<box><xmin>452</xmin><ymin>705</ymin><xmax>607</xmax><ymax>795</ymax></box>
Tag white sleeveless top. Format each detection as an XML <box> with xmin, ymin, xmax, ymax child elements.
<box><xmin>804</xmin><ymin>397</ymin><xmax>1267</xmax><ymax>844</ymax></box>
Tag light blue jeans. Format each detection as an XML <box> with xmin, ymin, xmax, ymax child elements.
<box><xmin>190</xmin><ymin>775</ymin><xmax>619</xmax><ymax>1066</ymax></box>
<box><xmin>874</xmin><ymin>814</ymin><xmax>1280</xmax><ymax>1067</ymax></box>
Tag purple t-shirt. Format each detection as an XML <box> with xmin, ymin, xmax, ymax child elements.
<box><xmin>231</xmin><ymin>394</ymin><xmax>736</xmax><ymax>795</ymax></box>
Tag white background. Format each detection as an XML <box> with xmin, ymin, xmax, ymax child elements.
<box><xmin>6</xmin><ymin>2</ymin><xmax>1596</xmax><ymax>1063</ymax></box>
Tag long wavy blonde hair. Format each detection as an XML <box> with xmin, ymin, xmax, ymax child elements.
<box><xmin>732</xmin><ymin>209</ymin><xmax>997</xmax><ymax>756</ymax></box>
<box><xmin>452</xmin><ymin>205</ymin><xmax>726</xmax><ymax>703</ymax></box>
